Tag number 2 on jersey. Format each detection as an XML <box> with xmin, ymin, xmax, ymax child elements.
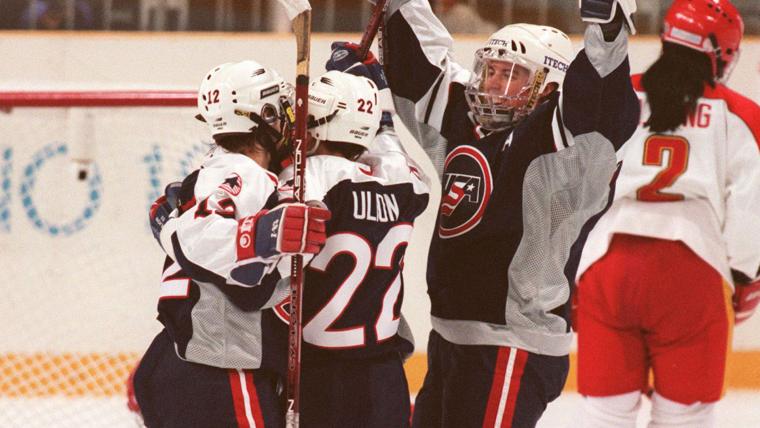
<box><xmin>636</xmin><ymin>135</ymin><xmax>690</xmax><ymax>202</ymax></box>
<box><xmin>304</xmin><ymin>224</ymin><xmax>412</xmax><ymax>349</ymax></box>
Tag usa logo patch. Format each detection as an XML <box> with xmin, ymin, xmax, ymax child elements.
<box><xmin>219</xmin><ymin>173</ymin><xmax>243</xmax><ymax>196</ymax></box>
<box><xmin>439</xmin><ymin>146</ymin><xmax>493</xmax><ymax>239</ymax></box>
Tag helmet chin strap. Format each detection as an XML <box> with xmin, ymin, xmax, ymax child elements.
<box><xmin>525</xmin><ymin>68</ymin><xmax>548</xmax><ymax>111</ymax></box>
<box><xmin>305</xmin><ymin>110</ymin><xmax>339</xmax><ymax>155</ymax></box>
<box><xmin>307</xmin><ymin>110</ymin><xmax>339</xmax><ymax>129</ymax></box>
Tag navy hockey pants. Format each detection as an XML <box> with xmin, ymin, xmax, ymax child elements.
<box><xmin>133</xmin><ymin>329</ymin><xmax>285</xmax><ymax>428</ymax></box>
<box><xmin>301</xmin><ymin>352</ymin><xmax>411</xmax><ymax>428</ymax></box>
<box><xmin>412</xmin><ymin>330</ymin><xmax>568</xmax><ymax>428</ymax></box>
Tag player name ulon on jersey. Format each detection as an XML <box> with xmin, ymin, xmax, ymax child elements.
<box><xmin>352</xmin><ymin>190</ymin><xmax>400</xmax><ymax>222</ymax></box>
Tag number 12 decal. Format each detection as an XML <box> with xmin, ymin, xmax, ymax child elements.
<box><xmin>636</xmin><ymin>135</ymin><xmax>690</xmax><ymax>202</ymax></box>
<box><xmin>304</xmin><ymin>224</ymin><xmax>412</xmax><ymax>349</ymax></box>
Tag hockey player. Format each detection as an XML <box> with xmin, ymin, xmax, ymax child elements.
<box><xmin>574</xmin><ymin>1</ymin><xmax>760</xmax><ymax>426</ymax></box>
<box><xmin>132</xmin><ymin>60</ymin><xmax>330</xmax><ymax>428</ymax></box>
<box><xmin>328</xmin><ymin>0</ymin><xmax>639</xmax><ymax>426</ymax></box>
<box><xmin>274</xmin><ymin>70</ymin><xmax>430</xmax><ymax>427</ymax></box>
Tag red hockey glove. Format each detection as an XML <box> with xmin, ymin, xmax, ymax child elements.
<box><xmin>240</xmin><ymin>202</ymin><xmax>331</xmax><ymax>260</ymax></box>
<box><xmin>734</xmin><ymin>279</ymin><xmax>760</xmax><ymax>324</ymax></box>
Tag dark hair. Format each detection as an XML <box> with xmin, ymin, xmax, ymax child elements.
<box><xmin>321</xmin><ymin>140</ymin><xmax>366</xmax><ymax>161</ymax></box>
<box><xmin>213</xmin><ymin>133</ymin><xmax>258</xmax><ymax>153</ymax></box>
<box><xmin>641</xmin><ymin>42</ymin><xmax>714</xmax><ymax>133</ymax></box>
<box><xmin>213</xmin><ymin>123</ymin><xmax>281</xmax><ymax>154</ymax></box>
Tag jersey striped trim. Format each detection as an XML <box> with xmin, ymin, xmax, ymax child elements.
<box><xmin>265</xmin><ymin>171</ymin><xmax>278</xmax><ymax>187</ymax></box>
<box><xmin>551</xmin><ymin>101</ymin><xmax>573</xmax><ymax>152</ymax></box>
<box><xmin>709</xmin><ymin>85</ymin><xmax>760</xmax><ymax>150</ymax></box>
<box><xmin>424</xmin><ymin>73</ymin><xmax>445</xmax><ymax>125</ymax></box>
<box><xmin>228</xmin><ymin>369</ymin><xmax>266</xmax><ymax>428</ymax></box>
<box><xmin>482</xmin><ymin>347</ymin><xmax>529</xmax><ymax>428</ymax></box>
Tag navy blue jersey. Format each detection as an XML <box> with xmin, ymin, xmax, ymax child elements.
<box><xmin>275</xmin><ymin>135</ymin><xmax>430</xmax><ymax>360</ymax></box>
<box><xmin>383</xmin><ymin>0</ymin><xmax>638</xmax><ymax>356</ymax></box>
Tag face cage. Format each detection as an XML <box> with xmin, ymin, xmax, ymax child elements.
<box><xmin>465</xmin><ymin>49</ymin><xmax>546</xmax><ymax>131</ymax></box>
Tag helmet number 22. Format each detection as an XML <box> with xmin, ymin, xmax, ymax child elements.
<box><xmin>357</xmin><ymin>98</ymin><xmax>374</xmax><ymax>114</ymax></box>
<box><xmin>636</xmin><ymin>135</ymin><xmax>690</xmax><ymax>202</ymax></box>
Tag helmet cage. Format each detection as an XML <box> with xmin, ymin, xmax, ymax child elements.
<box><xmin>465</xmin><ymin>47</ymin><xmax>547</xmax><ymax>131</ymax></box>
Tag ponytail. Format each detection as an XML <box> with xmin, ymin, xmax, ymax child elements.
<box><xmin>641</xmin><ymin>42</ymin><xmax>714</xmax><ymax>133</ymax></box>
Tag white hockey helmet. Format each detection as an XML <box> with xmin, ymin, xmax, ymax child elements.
<box><xmin>197</xmin><ymin>60</ymin><xmax>292</xmax><ymax>138</ymax></box>
<box><xmin>466</xmin><ymin>24</ymin><xmax>574</xmax><ymax>130</ymax></box>
<box><xmin>307</xmin><ymin>70</ymin><xmax>381</xmax><ymax>150</ymax></box>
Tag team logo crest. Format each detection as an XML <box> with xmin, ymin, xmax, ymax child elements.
<box><xmin>439</xmin><ymin>146</ymin><xmax>493</xmax><ymax>239</ymax></box>
<box><xmin>219</xmin><ymin>173</ymin><xmax>243</xmax><ymax>196</ymax></box>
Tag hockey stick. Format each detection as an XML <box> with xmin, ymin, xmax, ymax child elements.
<box><xmin>276</xmin><ymin>1</ymin><xmax>311</xmax><ymax>427</ymax></box>
<box><xmin>358</xmin><ymin>0</ymin><xmax>389</xmax><ymax>60</ymax></box>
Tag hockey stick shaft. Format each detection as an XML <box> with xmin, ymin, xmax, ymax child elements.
<box><xmin>358</xmin><ymin>0</ymin><xmax>389</xmax><ymax>60</ymax></box>
<box><xmin>286</xmin><ymin>9</ymin><xmax>311</xmax><ymax>428</ymax></box>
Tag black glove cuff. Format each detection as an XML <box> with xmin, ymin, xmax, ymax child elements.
<box><xmin>600</xmin><ymin>8</ymin><xmax>625</xmax><ymax>42</ymax></box>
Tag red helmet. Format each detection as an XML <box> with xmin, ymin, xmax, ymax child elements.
<box><xmin>662</xmin><ymin>0</ymin><xmax>744</xmax><ymax>81</ymax></box>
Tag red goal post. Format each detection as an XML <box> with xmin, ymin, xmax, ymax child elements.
<box><xmin>0</xmin><ymin>90</ymin><xmax>208</xmax><ymax>427</ymax></box>
<box><xmin>0</xmin><ymin>90</ymin><xmax>196</xmax><ymax>107</ymax></box>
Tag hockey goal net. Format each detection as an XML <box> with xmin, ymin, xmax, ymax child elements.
<box><xmin>0</xmin><ymin>91</ymin><xmax>209</xmax><ymax>427</ymax></box>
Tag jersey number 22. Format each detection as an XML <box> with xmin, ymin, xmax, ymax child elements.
<box><xmin>305</xmin><ymin>224</ymin><xmax>412</xmax><ymax>349</ymax></box>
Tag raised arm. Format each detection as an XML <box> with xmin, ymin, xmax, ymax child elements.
<box><xmin>381</xmin><ymin>0</ymin><xmax>471</xmax><ymax>172</ymax></box>
<box><xmin>562</xmin><ymin>5</ymin><xmax>639</xmax><ymax>151</ymax></box>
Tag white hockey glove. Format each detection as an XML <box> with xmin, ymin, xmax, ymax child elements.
<box><xmin>580</xmin><ymin>0</ymin><xmax>637</xmax><ymax>35</ymax></box>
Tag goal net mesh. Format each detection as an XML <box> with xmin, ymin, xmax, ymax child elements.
<box><xmin>0</xmin><ymin>91</ymin><xmax>209</xmax><ymax>427</ymax></box>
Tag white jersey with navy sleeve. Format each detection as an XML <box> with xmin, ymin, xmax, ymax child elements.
<box><xmin>578</xmin><ymin>76</ymin><xmax>760</xmax><ymax>286</ymax></box>
<box><xmin>155</xmin><ymin>146</ymin><xmax>289</xmax><ymax>370</ymax></box>
<box><xmin>159</xmin><ymin>146</ymin><xmax>282</xmax><ymax>288</ymax></box>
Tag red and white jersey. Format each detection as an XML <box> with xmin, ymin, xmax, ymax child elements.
<box><xmin>578</xmin><ymin>75</ymin><xmax>760</xmax><ymax>286</ymax></box>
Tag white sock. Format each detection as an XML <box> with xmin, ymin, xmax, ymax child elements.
<box><xmin>648</xmin><ymin>391</ymin><xmax>715</xmax><ymax>428</ymax></box>
<box><xmin>580</xmin><ymin>391</ymin><xmax>641</xmax><ymax>428</ymax></box>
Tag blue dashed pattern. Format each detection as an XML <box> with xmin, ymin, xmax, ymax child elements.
<box><xmin>0</xmin><ymin>148</ymin><xmax>11</xmax><ymax>232</ymax></box>
<box><xmin>19</xmin><ymin>143</ymin><xmax>102</xmax><ymax>237</ymax></box>
<box><xmin>143</xmin><ymin>145</ymin><xmax>163</xmax><ymax>232</ymax></box>
<box><xmin>180</xmin><ymin>142</ymin><xmax>212</xmax><ymax>178</ymax></box>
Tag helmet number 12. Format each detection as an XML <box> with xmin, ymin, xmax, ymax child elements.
<box><xmin>206</xmin><ymin>90</ymin><xmax>220</xmax><ymax>105</ymax></box>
